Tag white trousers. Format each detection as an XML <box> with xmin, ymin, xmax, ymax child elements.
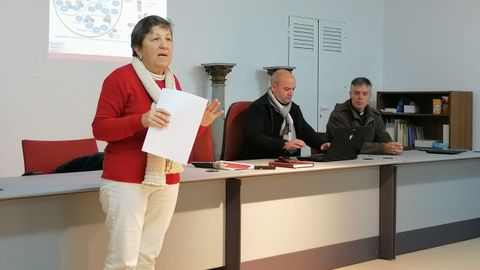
<box><xmin>99</xmin><ymin>179</ymin><xmax>179</xmax><ymax>270</ymax></box>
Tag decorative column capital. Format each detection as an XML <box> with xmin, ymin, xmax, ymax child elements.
<box><xmin>201</xmin><ymin>63</ymin><xmax>236</xmax><ymax>85</ymax></box>
<box><xmin>263</xmin><ymin>66</ymin><xmax>296</xmax><ymax>76</ymax></box>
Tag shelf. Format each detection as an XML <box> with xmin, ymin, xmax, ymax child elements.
<box><xmin>380</xmin><ymin>112</ymin><xmax>449</xmax><ymax>117</ymax></box>
<box><xmin>377</xmin><ymin>90</ymin><xmax>472</xmax><ymax>149</ymax></box>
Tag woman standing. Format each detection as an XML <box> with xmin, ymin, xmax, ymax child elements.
<box><xmin>92</xmin><ymin>15</ymin><xmax>222</xmax><ymax>270</ymax></box>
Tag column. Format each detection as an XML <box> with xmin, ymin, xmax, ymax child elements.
<box><xmin>201</xmin><ymin>63</ymin><xmax>236</xmax><ymax>159</ymax></box>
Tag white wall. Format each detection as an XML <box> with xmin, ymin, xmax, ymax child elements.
<box><xmin>383</xmin><ymin>0</ymin><xmax>480</xmax><ymax>148</ymax></box>
<box><xmin>0</xmin><ymin>0</ymin><xmax>384</xmax><ymax>177</ymax></box>
<box><xmin>169</xmin><ymin>0</ymin><xmax>385</xmax><ymax>103</ymax></box>
<box><xmin>0</xmin><ymin>2</ymin><xmax>119</xmax><ymax>177</ymax></box>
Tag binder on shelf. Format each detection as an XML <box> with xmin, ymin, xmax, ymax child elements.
<box><xmin>397</xmin><ymin>122</ymin><xmax>404</xmax><ymax>145</ymax></box>
<box><xmin>385</xmin><ymin>120</ymin><xmax>395</xmax><ymax>141</ymax></box>
<box><xmin>443</xmin><ymin>124</ymin><xmax>449</xmax><ymax>146</ymax></box>
<box><xmin>416</xmin><ymin>126</ymin><xmax>425</xmax><ymax>140</ymax></box>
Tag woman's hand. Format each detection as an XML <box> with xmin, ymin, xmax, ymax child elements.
<box><xmin>142</xmin><ymin>107</ymin><xmax>171</xmax><ymax>128</ymax></box>
<box><xmin>201</xmin><ymin>99</ymin><xmax>224</xmax><ymax>127</ymax></box>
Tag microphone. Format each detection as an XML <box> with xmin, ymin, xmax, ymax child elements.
<box><xmin>192</xmin><ymin>161</ymin><xmax>260</xmax><ymax>170</ymax></box>
<box><xmin>191</xmin><ymin>161</ymin><xmax>223</xmax><ymax>169</ymax></box>
<box><xmin>212</xmin><ymin>161</ymin><xmax>225</xmax><ymax>169</ymax></box>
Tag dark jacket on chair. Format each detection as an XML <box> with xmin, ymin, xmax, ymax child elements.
<box><xmin>55</xmin><ymin>152</ymin><xmax>104</xmax><ymax>173</ymax></box>
<box><xmin>242</xmin><ymin>93</ymin><xmax>326</xmax><ymax>159</ymax></box>
<box><xmin>326</xmin><ymin>99</ymin><xmax>392</xmax><ymax>154</ymax></box>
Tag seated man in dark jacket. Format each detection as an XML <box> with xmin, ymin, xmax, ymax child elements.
<box><xmin>325</xmin><ymin>77</ymin><xmax>403</xmax><ymax>155</ymax></box>
<box><xmin>242</xmin><ymin>69</ymin><xmax>328</xmax><ymax>159</ymax></box>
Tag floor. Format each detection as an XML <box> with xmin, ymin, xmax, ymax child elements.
<box><xmin>335</xmin><ymin>238</ymin><xmax>480</xmax><ymax>270</ymax></box>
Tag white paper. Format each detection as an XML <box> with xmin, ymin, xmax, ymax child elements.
<box><xmin>142</xmin><ymin>89</ymin><xmax>207</xmax><ymax>164</ymax></box>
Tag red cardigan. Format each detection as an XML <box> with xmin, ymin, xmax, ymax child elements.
<box><xmin>92</xmin><ymin>64</ymin><xmax>204</xmax><ymax>184</ymax></box>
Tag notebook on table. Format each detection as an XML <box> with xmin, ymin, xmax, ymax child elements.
<box><xmin>421</xmin><ymin>148</ymin><xmax>466</xmax><ymax>155</ymax></box>
<box><xmin>268</xmin><ymin>158</ymin><xmax>314</xmax><ymax>168</ymax></box>
<box><xmin>297</xmin><ymin>126</ymin><xmax>369</xmax><ymax>162</ymax></box>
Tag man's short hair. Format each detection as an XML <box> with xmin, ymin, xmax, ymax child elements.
<box><xmin>350</xmin><ymin>77</ymin><xmax>372</xmax><ymax>88</ymax></box>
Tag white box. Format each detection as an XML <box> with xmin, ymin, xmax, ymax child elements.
<box><xmin>414</xmin><ymin>139</ymin><xmax>439</xmax><ymax>148</ymax></box>
<box><xmin>443</xmin><ymin>124</ymin><xmax>449</xmax><ymax>146</ymax></box>
<box><xmin>384</xmin><ymin>107</ymin><xmax>397</xmax><ymax>113</ymax></box>
<box><xmin>403</xmin><ymin>105</ymin><xmax>419</xmax><ymax>113</ymax></box>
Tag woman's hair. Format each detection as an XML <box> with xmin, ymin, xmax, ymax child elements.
<box><xmin>131</xmin><ymin>15</ymin><xmax>173</xmax><ymax>57</ymax></box>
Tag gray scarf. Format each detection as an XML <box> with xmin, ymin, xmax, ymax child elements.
<box><xmin>267</xmin><ymin>88</ymin><xmax>297</xmax><ymax>141</ymax></box>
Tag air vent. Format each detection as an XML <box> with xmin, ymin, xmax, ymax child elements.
<box><xmin>292</xmin><ymin>22</ymin><xmax>315</xmax><ymax>51</ymax></box>
<box><xmin>322</xmin><ymin>26</ymin><xmax>342</xmax><ymax>53</ymax></box>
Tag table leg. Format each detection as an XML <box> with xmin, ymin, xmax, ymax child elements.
<box><xmin>225</xmin><ymin>178</ymin><xmax>241</xmax><ymax>270</ymax></box>
<box><xmin>379</xmin><ymin>165</ymin><xmax>397</xmax><ymax>260</ymax></box>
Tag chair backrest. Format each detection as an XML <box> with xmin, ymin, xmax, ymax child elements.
<box><xmin>22</xmin><ymin>138</ymin><xmax>99</xmax><ymax>174</ymax></box>
<box><xmin>221</xmin><ymin>101</ymin><xmax>252</xmax><ymax>161</ymax></box>
<box><xmin>188</xmin><ymin>125</ymin><xmax>215</xmax><ymax>162</ymax></box>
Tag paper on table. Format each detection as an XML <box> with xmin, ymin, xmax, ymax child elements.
<box><xmin>142</xmin><ymin>88</ymin><xmax>207</xmax><ymax>164</ymax></box>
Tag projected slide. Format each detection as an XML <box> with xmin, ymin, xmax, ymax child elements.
<box><xmin>49</xmin><ymin>0</ymin><xmax>167</xmax><ymax>59</ymax></box>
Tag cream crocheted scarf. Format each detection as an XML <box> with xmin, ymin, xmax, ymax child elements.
<box><xmin>132</xmin><ymin>56</ymin><xmax>183</xmax><ymax>187</ymax></box>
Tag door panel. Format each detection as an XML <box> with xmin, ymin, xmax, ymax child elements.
<box><xmin>318</xmin><ymin>21</ymin><xmax>347</xmax><ymax>131</ymax></box>
<box><xmin>288</xmin><ymin>16</ymin><xmax>319</xmax><ymax>131</ymax></box>
<box><xmin>288</xmin><ymin>17</ymin><xmax>347</xmax><ymax>132</ymax></box>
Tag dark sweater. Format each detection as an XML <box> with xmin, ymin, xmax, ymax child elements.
<box><xmin>241</xmin><ymin>93</ymin><xmax>326</xmax><ymax>159</ymax></box>
<box><xmin>326</xmin><ymin>100</ymin><xmax>392</xmax><ymax>154</ymax></box>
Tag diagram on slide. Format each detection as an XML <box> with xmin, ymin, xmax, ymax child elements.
<box><xmin>53</xmin><ymin>0</ymin><xmax>123</xmax><ymax>37</ymax></box>
<box><xmin>49</xmin><ymin>0</ymin><xmax>167</xmax><ymax>58</ymax></box>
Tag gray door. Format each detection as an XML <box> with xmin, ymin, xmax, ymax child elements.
<box><xmin>288</xmin><ymin>16</ymin><xmax>319</xmax><ymax>130</ymax></box>
<box><xmin>288</xmin><ymin>16</ymin><xmax>347</xmax><ymax>132</ymax></box>
<box><xmin>318</xmin><ymin>20</ymin><xmax>347</xmax><ymax>131</ymax></box>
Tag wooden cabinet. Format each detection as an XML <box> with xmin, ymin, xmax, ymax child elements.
<box><xmin>376</xmin><ymin>91</ymin><xmax>472</xmax><ymax>149</ymax></box>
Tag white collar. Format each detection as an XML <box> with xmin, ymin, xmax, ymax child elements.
<box><xmin>148</xmin><ymin>70</ymin><xmax>165</xmax><ymax>81</ymax></box>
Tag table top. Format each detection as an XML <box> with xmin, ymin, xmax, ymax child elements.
<box><xmin>2</xmin><ymin>150</ymin><xmax>480</xmax><ymax>200</ymax></box>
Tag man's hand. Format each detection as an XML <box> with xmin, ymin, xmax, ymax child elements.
<box><xmin>320</xmin><ymin>142</ymin><xmax>331</xmax><ymax>151</ymax></box>
<box><xmin>384</xmin><ymin>142</ymin><xmax>404</xmax><ymax>155</ymax></box>
<box><xmin>283</xmin><ymin>139</ymin><xmax>306</xmax><ymax>151</ymax></box>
